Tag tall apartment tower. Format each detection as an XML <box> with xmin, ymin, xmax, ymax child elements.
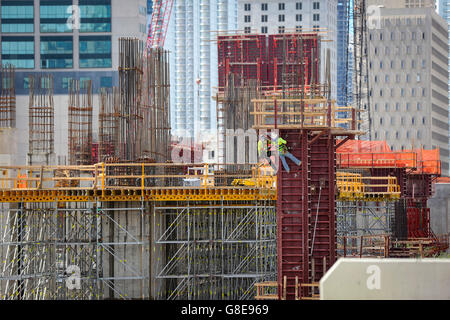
<box><xmin>438</xmin><ymin>0</ymin><xmax>450</xmax><ymax>163</ymax></box>
<box><xmin>0</xmin><ymin>0</ymin><xmax>148</xmax><ymax>165</ymax></box>
<box><xmin>237</xmin><ymin>0</ymin><xmax>338</xmax><ymax>101</ymax></box>
<box><xmin>168</xmin><ymin>0</ymin><xmax>238</xmax><ymax>139</ymax></box>
<box><xmin>367</xmin><ymin>4</ymin><xmax>449</xmax><ymax>175</ymax></box>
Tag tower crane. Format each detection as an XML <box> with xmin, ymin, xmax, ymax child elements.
<box><xmin>146</xmin><ymin>0</ymin><xmax>174</xmax><ymax>50</ymax></box>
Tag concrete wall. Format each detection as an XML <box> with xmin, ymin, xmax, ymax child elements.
<box><xmin>428</xmin><ymin>183</ymin><xmax>450</xmax><ymax>252</ymax></box>
<box><xmin>320</xmin><ymin>258</ymin><xmax>450</xmax><ymax>299</ymax></box>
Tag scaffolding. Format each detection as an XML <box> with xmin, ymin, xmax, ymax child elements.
<box><xmin>336</xmin><ymin>201</ymin><xmax>396</xmax><ymax>236</ymax></box>
<box><xmin>0</xmin><ymin>65</ymin><xmax>15</xmax><ymax>128</ymax></box>
<box><xmin>68</xmin><ymin>79</ymin><xmax>93</xmax><ymax>166</ymax></box>
<box><xmin>0</xmin><ymin>162</ymin><xmax>275</xmax><ymax>300</ymax></box>
<box><xmin>0</xmin><ymin>200</ymin><xmax>150</xmax><ymax>300</ymax></box>
<box><xmin>153</xmin><ymin>198</ymin><xmax>276</xmax><ymax>300</ymax></box>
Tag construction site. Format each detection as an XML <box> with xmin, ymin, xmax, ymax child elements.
<box><xmin>0</xmin><ymin>1</ymin><xmax>449</xmax><ymax>301</ymax></box>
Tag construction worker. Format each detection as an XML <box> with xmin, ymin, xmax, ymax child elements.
<box><xmin>271</xmin><ymin>133</ymin><xmax>301</xmax><ymax>173</ymax></box>
<box><xmin>258</xmin><ymin>134</ymin><xmax>277</xmax><ymax>171</ymax></box>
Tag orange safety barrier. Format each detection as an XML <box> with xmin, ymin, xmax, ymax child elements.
<box><xmin>336</xmin><ymin>140</ymin><xmax>417</xmax><ymax>169</ymax></box>
<box><xmin>435</xmin><ymin>177</ymin><xmax>450</xmax><ymax>183</ymax></box>
<box><xmin>17</xmin><ymin>174</ymin><xmax>27</xmax><ymax>189</ymax></box>
<box><xmin>404</xmin><ymin>148</ymin><xmax>441</xmax><ymax>175</ymax></box>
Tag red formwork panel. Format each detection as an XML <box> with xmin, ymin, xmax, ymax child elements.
<box><xmin>308</xmin><ymin>132</ymin><xmax>336</xmax><ymax>283</ymax></box>
<box><xmin>277</xmin><ymin>129</ymin><xmax>336</xmax><ymax>300</ymax></box>
<box><xmin>268</xmin><ymin>33</ymin><xmax>320</xmax><ymax>90</ymax></box>
<box><xmin>277</xmin><ymin>130</ymin><xmax>309</xmax><ymax>300</ymax></box>
<box><xmin>405</xmin><ymin>174</ymin><xmax>432</xmax><ymax>199</ymax></box>
<box><xmin>217</xmin><ymin>34</ymin><xmax>268</xmax><ymax>89</ymax></box>
<box><xmin>407</xmin><ymin>207</ymin><xmax>430</xmax><ymax>238</ymax></box>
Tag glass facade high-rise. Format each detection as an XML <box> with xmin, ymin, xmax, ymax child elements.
<box><xmin>146</xmin><ymin>0</ymin><xmax>152</xmax><ymax>36</ymax></box>
<box><xmin>1</xmin><ymin>36</ymin><xmax>35</xmax><ymax>69</ymax></box>
<box><xmin>337</xmin><ymin>0</ymin><xmax>352</xmax><ymax>106</ymax></box>
<box><xmin>79</xmin><ymin>0</ymin><xmax>112</xmax><ymax>32</ymax></box>
<box><xmin>0</xmin><ymin>0</ymin><xmax>143</xmax><ymax>94</ymax></box>
<box><xmin>1</xmin><ymin>0</ymin><xmax>34</xmax><ymax>33</ymax></box>
<box><xmin>167</xmin><ymin>0</ymin><xmax>238</xmax><ymax>139</ymax></box>
<box><xmin>79</xmin><ymin>35</ymin><xmax>112</xmax><ymax>68</ymax></box>
<box><xmin>0</xmin><ymin>0</ymin><xmax>148</xmax><ymax>165</ymax></box>
<box><xmin>40</xmin><ymin>36</ymin><xmax>73</xmax><ymax>69</ymax></box>
<box><xmin>40</xmin><ymin>0</ymin><xmax>72</xmax><ymax>33</ymax></box>
<box><xmin>147</xmin><ymin>0</ymin><xmax>153</xmax><ymax>15</ymax></box>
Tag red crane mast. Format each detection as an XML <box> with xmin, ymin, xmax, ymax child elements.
<box><xmin>147</xmin><ymin>0</ymin><xmax>174</xmax><ymax>49</ymax></box>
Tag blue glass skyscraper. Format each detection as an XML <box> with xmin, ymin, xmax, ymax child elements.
<box><xmin>337</xmin><ymin>0</ymin><xmax>352</xmax><ymax>106</ymax></box>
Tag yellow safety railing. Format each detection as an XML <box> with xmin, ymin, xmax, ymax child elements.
<box><xmin>336</xmin><ymin>172</ymin><xmax>401</xmax><ymax>201</ymax></box>
<box><xmin>231</xmin><ymin>164</ymin><xmax>276</xmax><ymax>188</ymax></box>
<box><xmin>0</xmin><ymin>163</ymin><xmax>275</xmax><ymax>192</ymax></box>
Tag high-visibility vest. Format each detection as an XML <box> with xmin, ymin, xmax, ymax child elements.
<box><xmin>278</xmin><ymin>137</ymin><xmax>287</xmax><ymax>154</ymax></box>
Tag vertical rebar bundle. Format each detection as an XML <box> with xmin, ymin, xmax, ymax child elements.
<box><xmin>217</xmin><ymin>74</ymin><xmax>261</xmax><ymax>164</ymax></box>
<box><xmin>141</xmin><ymin>48</ymin><xmax>171</xmax><ymax>163</ymax></box>
<box><xmin>154</xmin><ymin>199</ymin><xmax>277</xmax><ymax>300</ymax></box>
<box><xmin>0</xmin><ymin>65</ymin><xmax>15</xmax><ymax>128</ymax></box>
<box><xmin>112</xmin><ymin>38</ymin><xmax>171</xmax><ymax>163</ymax></box>
<box><xmin>99</xmin><ymin>87</ymin><xmax>120</xmax><ymax>161</ymax></box>
<box><xmin>68</xmin><ymin>79</ymin><xmax>93</xmax><ymax>165</ymax></box>
<box><xmin>28</xmin><ymin>74</ymin><xmax>54</xmax><ymax>156</ymax></box>
<box><xmin>118</xmin><ymin>38</ymin><xmax>144</xmax><ymax>161</ymax></box>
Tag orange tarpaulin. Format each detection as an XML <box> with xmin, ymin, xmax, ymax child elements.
<box><xmin>404</xmin><ymin>148</ymin><xmax>441</xmax><ymax>175</ymax></box>
<box><xmin>336</xmin><ymin>140</ymin><xmax>391</xmax><ymax>153</ymax></box>
<box><xmin>336</xmin><ymin>140</ymin><xmax>440</xmax><ymax>174</ymax></box>
<box><xmin>17</xmin><ymin>174</ymin><xmax>27</xmax><ymax>188</ymax></box>
<box><xmin>435</xmin><ymin>177</ymin><xmax>450</xmax><ymax>183</ymax></box>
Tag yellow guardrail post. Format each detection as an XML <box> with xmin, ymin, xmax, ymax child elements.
<box><xmin>204</xmin><ymin>163</ymin><xmax>208</xmax><ymax>189</ymax></box>
<box><xmin>101</xmin><ymin>162</ymin><xmax>105</xmax><ymax>198</ymax></box>
<box><xmin>93</xmin><ymin>164</ymin><xmax>97</xmax><ymax>190</ymax></box>
<box><xmin>141</xmin><ymin>163</ymin><xmax>145</xmax><ymax>194</ymax></box>
<box><xmin>15</xmin><ymin>169</ymin><xmax>19</xmax><ymax>189</ymax></box>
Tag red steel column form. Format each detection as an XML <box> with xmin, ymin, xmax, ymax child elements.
<box><xmin>277</xmin><ymin>129</ymin><xmax>336</xmax><ymax>299</ymax></box>
<box><xmin>308</xmin><ymin>130</ymin><xmax>336</xmax><ymax>283</ymax></box>
<box><xmin>277</xmin><ymin>129</ymin><xmax>309</xmax><ymax>300</ymax></box>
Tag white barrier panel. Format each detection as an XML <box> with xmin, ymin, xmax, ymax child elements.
<box><xmin>320</xmin><ymin>258</ymin><xmax>450</xmax><ymax>300</ymax></box>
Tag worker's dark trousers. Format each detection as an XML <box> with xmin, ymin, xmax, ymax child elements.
<box><xmin>280</xmin><ymin>151</ymin><xmax>301</xmax><ymax>173</ymax></box>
